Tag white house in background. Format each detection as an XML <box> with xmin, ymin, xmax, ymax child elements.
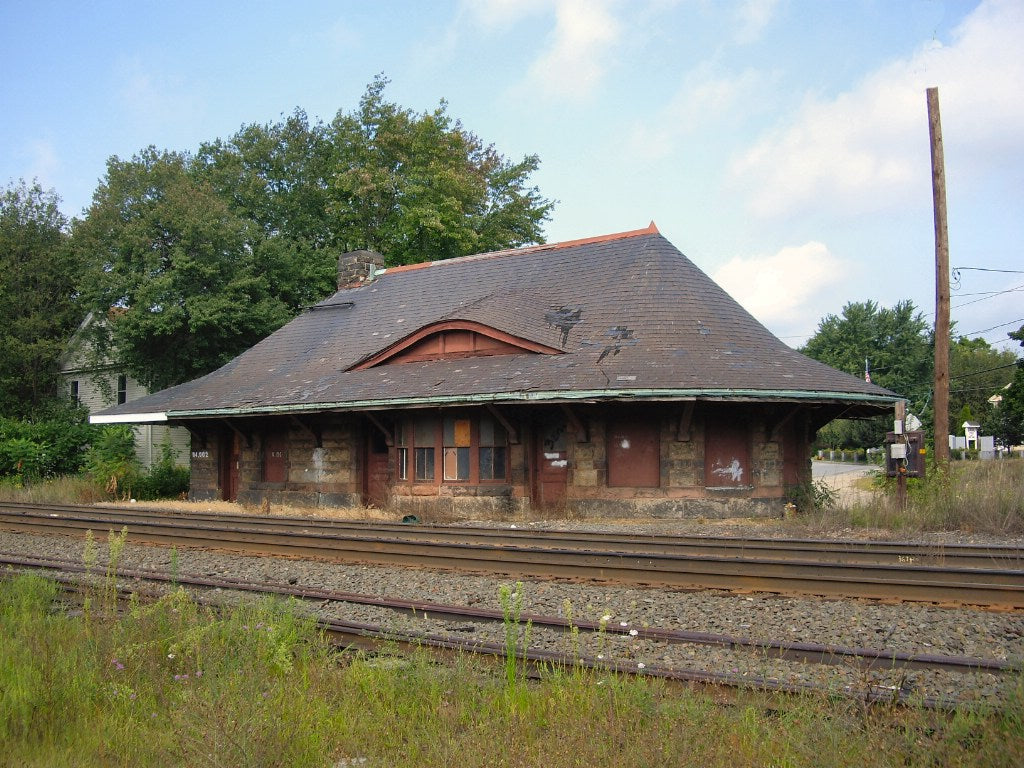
<box><xmin>59</xmin><ymin>313</ymin><xmax>189</xmax><ymax>469</ymax></box>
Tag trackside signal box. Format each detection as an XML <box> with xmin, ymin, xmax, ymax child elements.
<box><xmin>884</xmin><ymin>430</ymin><xmax>925</xmax><ymax>477</ymax></box>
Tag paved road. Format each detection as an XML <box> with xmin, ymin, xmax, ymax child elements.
<box><xmin>812</xmin><ymin>461</ymin><xmax>876</xmax><ymax>480</ymax></box>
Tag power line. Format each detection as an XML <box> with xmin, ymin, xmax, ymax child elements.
<box><xmin>960</xmin><ymin>318</ymin><xmax>1024</xmax><ymax>336</ymax></box>
<box><xmin>951</xmin><ymin>283</ymin><xmax>1024</xmax><ymax>309</ymax></box>
<box><xmin>953</xmin><ymin>266</ymin><xmax>1024</xmax><ymax>275</ymax></box>
<box><xmin>950</xmin><ymin>361</ymin><xmax>1020</xmax><ymax>380</ymax></box>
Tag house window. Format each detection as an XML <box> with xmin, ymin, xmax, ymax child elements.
<box><xmin>607</xmin><ymin>420</ymin><xmax>661</xmax><ymax>487</ymax></box>
<box><xmin>397</xmin><ymin>427</ymin><xmax>408</xmax><ymax>480</ymax></box>
<box><xmin>398</xmin><ymin>414</ymin><xmax>508</xmax><ymax>484</ymax></box>
<box><xmin>413</xmin><ymin>418</ymin><xmax>436</xmax><ymax>481</ymax></box>
<box><xmin>117</xmin><ymin>374</ymin><xmax>128</xmax><ymax>405</ymax></box>
<box><xmin>478</xmin><ymin>416</ymin><xmax>507</xmax><ymax>480</ymax></box>
<box><xmin>70</xmin><ymin>380</ymin><xmax>80</xmax><ymax>405</ymax></box>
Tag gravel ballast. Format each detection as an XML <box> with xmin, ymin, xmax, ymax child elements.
<box><xmin>1</xmin><ymin>527</ymin><xmax>1021</xmax><ymax>706</ymax></box>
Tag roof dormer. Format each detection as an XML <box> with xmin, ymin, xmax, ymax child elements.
<box><xmin>349</xmin><ymin>320</ymin><xmax>562</xmax><ymax>371</ymax></box>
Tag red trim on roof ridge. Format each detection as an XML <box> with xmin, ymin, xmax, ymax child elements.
<box><xmin>383</xmin><ymin>222</ymin><xmax>660</xmax><ymax>275</ymax></box>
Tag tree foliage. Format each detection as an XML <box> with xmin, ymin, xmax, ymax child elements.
<box><xmin>949</xmin><ymin>335</ymin><xmax>1017</xmax><ymax>436</ymax></box>
<box><xmin>982</xmin><ymin>325</ymin><xmax>1024</xmax><ymax>447</ymax></box>
<box><xmin>801</xmin><ymin>300</ymin><xmax>933</xmax><ymax>448</ymax></box>
<box><xmin>76</xmin><ymin>79</ymin><xmax>554</xmax><ymax>391</ymax></box>
<box><xmin>0</xmin><ymin>181</ymin><xmax>82</xmax><ymax>416</ymax></box>
<box><xmin>196</xmin><ymin>109</ymin><xmax>337</xmax><ymax>308</ymax></box>
<box><xmin>328</xmin><ymin>76</ymin><xmax>553</xmax><ymax>266</ymax></box>
<box><xmin>74</xmin><ymin>149</ymin><xmax>292</xmax><ymax>391</ymax></box>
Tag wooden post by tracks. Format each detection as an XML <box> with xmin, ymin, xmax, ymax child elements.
<box><xmin>927</xmin><ymin>87</ymin><xmax>950</xmax><ymax>469</ymax></box>
<box><xmin>895</xmin><ymin>400</ymin><xmax>908</xmax><ymax>509</ymax></box>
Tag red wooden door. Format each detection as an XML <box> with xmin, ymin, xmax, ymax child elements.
<box><xmin>607</xmin><ymin>420</ymin><xmax>660</xmax><ymax>487</ymax></box>
<box><xmin>534</xmin><ymin>419</ymin><xmax>568</xmax><ymax>507</ymax></box>
<box><xmin>364</xmin><ymin>429</ymin><xmax>391</xmax><ymax>508</ymax></box>
<box><xmin>705</xmin><ymin>419</ymin><xmax>751</xmax><ymax>489</ymax></box>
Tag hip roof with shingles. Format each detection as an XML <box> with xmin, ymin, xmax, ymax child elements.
<box><xmin>95</xmin><ymin>227</ymin><xmax>899</xmax><ymax>419</ymax></box>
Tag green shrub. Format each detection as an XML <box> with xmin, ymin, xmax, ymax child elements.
<box><xmin>85</xmin><ymin>425</ymin><xmax>139</xmax><ymax>496</ymax></box>
<box><xmin>129</xmin><ymin>443</ymin><xmax>190</xmax><ymax>500</ymax></box>
<box><xmin>0</xmin><ymin>405</ymin><xmax>98</xmax><ymax>480</ymax></box>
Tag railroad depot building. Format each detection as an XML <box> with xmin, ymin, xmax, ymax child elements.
<box><xmin>92</xmin><ymin>224</ymin><xmax>898</xmax><ymax>518</ymax></box>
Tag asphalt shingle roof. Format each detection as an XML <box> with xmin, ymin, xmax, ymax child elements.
<box><xmin>96</xmin><ymin>226</ymin><xmax>898</xmax><ymax>420</ymax></box>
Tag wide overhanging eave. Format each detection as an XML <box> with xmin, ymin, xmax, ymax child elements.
<box><xmin>162</xmin><ymin>388</ymin><xmax>899</xmax><ymax>420</ymax></box>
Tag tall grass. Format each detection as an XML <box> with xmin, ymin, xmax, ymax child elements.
<box><xmin>1</xmin><ymin>571</ymin><xmax>1022</xmax><ymax>767</ymax></box>
<box><xmin>815</xmin><ymin>459</ymin><xmax>1024</xmax><ymax>534</ymax></box>
<box><xmin>0</xmin><ymin>474</ymin><xmax>108</xmax><ymax>505</ymax></box>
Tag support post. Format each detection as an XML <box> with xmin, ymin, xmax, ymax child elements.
<box><xmin>895</xmin><ymin>400</ymin><xmax>908</xmax><ymax>510</ymax></box>
<box><xmin>928</xmin><ymin>87</ymin><xmax>950</xmax><ymax>469</ymax></box>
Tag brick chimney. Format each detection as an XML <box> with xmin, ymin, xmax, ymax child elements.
<box><xmin>337</xmin><ymin>250</ymin><xmax>383</xmax><ymax>290</ymax></box>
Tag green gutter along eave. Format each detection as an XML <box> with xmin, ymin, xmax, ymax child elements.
<box><xmin>163</xmin><ymin>387</ymin><xmax>900</xmax><ymax>420</ymax></box>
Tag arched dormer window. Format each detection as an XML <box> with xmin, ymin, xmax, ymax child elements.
<box><xmin>349</xmin><ymin>320</ymin><xmax>561</xmax><ymax>371</ymax></box>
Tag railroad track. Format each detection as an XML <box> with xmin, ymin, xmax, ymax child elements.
<box><xmin>2</xmin><ymin>550</ymin><xmax>1010</xmax><ymax>709</ymax></box>
<box><xmin>2</xmin><ymin>501</ymin><xmax>1023</xmax><ymax>608</ymax></box>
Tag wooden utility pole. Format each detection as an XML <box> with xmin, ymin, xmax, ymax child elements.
<box><xmin>927</xmin><ymin>87</ymin><xmax>950</xmax><ymax>468</ymax></box>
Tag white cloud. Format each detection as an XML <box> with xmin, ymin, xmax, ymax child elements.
<box><xmin>733</xmin><ymin>0</ymin><xmax>780</xmax><ymax>44</ymax></box>
<box><xmin>451</xmin><ymin>0</ymin><xmax>623</xmax><ymax>100</ymax></box>
<box><xmin>115</xmin><ymin>57</ymin><xmax>204</xmax><ymax>130</ymax></box>
<box><xmin>25</xmin><ymin>139</ymin><xmax>59</xmax><ymax>188</ymax></box>
<box><xmin>626</xmin><ymin>64</ymin><xmax>768</xmax><ymax>161</ymax></box>
<box><xmin>467</xmin><ymin>0</ymin><xmax>552</xmax><ymax>28</ymax></box>
<box><xmin>730</xmin><ymin>0</ymin><xmax>1024</xmax><ymax>219</ymax></box>
<box><xmin>712</xmin><ymin>241</ymin><xmax>849</xmax><ymax>339</ymax></box>
<box><xmin>525</xmin><ymin>0</ymin><xmax>622</xmax><ymax>99</ymax></box>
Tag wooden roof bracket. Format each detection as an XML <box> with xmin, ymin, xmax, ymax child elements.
<box><xmin>364</xmin><ymin>412</ymin><xmax>394</xmax><ymax>447</ymax></box>
<box><xmin>182</xmin><ymin>424</ymin><xmax>207</xmax><ymax>449</ymax></box>
<box><xmin>675</xmin><ymin>402</ymin><xmax>695</xmax><ymax>442</ymax></box>
<box><xmin>769</xmin><ymin>406</ymin><xmax>802</xmax><ymax>442</ymax></box>
<box><xmin>290</xmin><ymin>415</ymin><xmax>322</xmax><ymax>448</ymax></box>
<box><xmin>810</xmin><ymin>404</ymin><xmax>855</xmax><ymax>434</ymax></box>
<box><xmin>484</xmin><ymin>404</ymin><xmax>519</xmax><ymax>444</ymax></box>
<box><xmin>560</xmin><ymin>404</ymin><xmax>589</xmax><ymax>443</ymax></box>
<box><xmin>220</xmin><ymin>419</ymin><xmax>252</xmax><ymax>448</ymax></box>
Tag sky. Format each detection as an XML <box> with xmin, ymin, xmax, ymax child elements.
<box><xmin>2</xmin><ymin>0</ymin><xmax>1022</xmax><ymax>352</ymax></box>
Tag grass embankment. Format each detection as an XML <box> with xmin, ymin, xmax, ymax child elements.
<box><xmin>1</xmin><ymin>570</ymin><xmax>1022</xmax><ymax>767</ymax></box>
<box><xmin>808</xmin><ymin>459</ymin><xmax>1024</xmax><ymax>535</ymax></box>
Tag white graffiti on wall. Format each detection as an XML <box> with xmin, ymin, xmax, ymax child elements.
<box><xmin>712</xmin><ymin>458</ymin><xmax>744</xmax><ymax>483</ymax></box>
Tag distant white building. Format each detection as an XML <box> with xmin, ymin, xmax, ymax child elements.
<box><xmin>59</xmin><ymin>313</ymin><xmax>189</xmax><ymax>468</ymax></box>
<box><xmin>962</xmin><ymin>421</ymin><xmax>981</xmax><ymax>450</ymax></box>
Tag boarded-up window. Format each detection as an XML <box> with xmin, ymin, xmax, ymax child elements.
<box><xmin>705</xmin><ymin>420</ymin><xmax>751</xmax><ymax>488</ymax></box>
<box><xmin>607</xmin><ymin>421</ymin><xmax>660</xmax><ymax>487</ymax></box>
<box><xmin>443</xmin><ymin>417</ymin><xmax>471</xmax><ymax>481</ymax></box>
<box><xmin>263</xmin><ymin>433</ymin><xmax>287</xmax><ymax>483</ymax></box>
<box><xmin>398</xmin><ymin>413</ymin><xmax>509</xmax><ymax>484</ymax></box>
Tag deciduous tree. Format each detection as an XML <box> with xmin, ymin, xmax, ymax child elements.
<box><xmin>949</xmin><ymin>335</ymin><xmax>1017</xmax><ymax>436</ymax></box>
<box><xmin>328</xmin><ymin>76</ymin><xmax>553</xmax><ymax>266</ymax></box>
<box><xmin>0</xmin><ymin>181</ymin><xmax>81</xmax><ymax>416</ymax></box>
<box><xmin>801</xmin><ymin>300</ymin><xmax>932</xmax><ymax>448</ymax></box>
<box><xmin>75</xmin><ymin>149</ymin><xmax>291</xmax><ymax>391</ymax></box>
<box><xmin>982</xmin><ymin>326</ymin><xmax>1024</xmax><ymax>448</ymax></box>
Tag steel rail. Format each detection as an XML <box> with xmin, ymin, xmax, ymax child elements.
<box><xmin>3</xmin><ymin>551</ymin><xmax>1012</xmax><ymax>679</ymax></box>
<box><xmin>3</xmin><ymin>500</ymin><xmax>1020</xmax><ymax>567</ymax></box>
<box><xmin>2</xmin><ymin>506</ymin><xmax>1024</xmax><ymax>608</ymax></box>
